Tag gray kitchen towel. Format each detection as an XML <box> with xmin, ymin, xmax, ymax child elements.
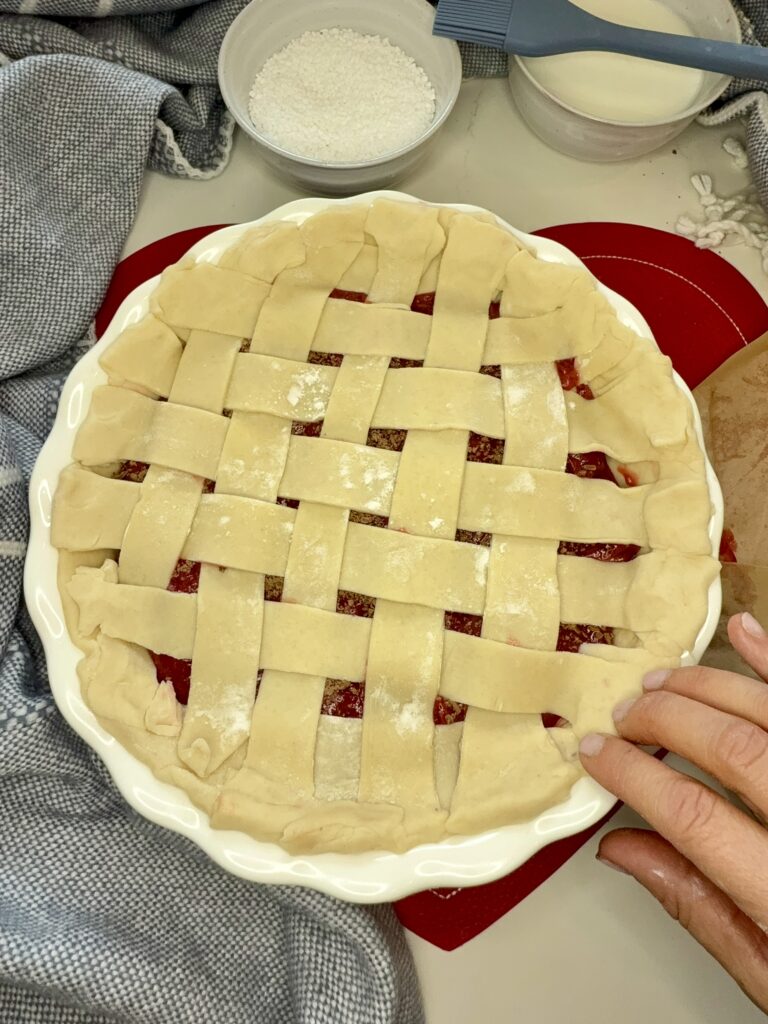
<box><xmin>0</xmin><ymin>10</ymin><xmax>425</xmax><ymax>1024</ymax></box>
<box><xmin>698</xmin><ymin>0</ymin><xmax>768</xmax><ymax>210</ymax></box>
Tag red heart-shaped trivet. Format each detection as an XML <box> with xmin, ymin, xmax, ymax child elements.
<box><xmin>96</xmin><ymin>220</ymin><xmax>768</xmax><ymax>950</ymax></box>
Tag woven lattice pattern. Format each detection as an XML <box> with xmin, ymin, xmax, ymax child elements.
<box><xmin>51</xmin><ymin>199</ymin><xmax>718</xmax><ymax>853</ymax></box>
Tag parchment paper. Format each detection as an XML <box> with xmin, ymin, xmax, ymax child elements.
<box><xmin>695</xmin><ymin>332</ymin><xmax>768</xmax><ymax>675</ymax></box>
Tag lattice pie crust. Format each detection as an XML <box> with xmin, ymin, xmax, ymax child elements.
<box><xmin>51</xmin><ymin>199</ymin><xmax>719</xmax><ymax>854</ymax></box>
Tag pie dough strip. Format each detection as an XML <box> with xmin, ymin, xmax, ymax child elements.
<box><xmin>388</xmin><ymin>429</ymin><xmax>468</xmax><ymax>538</ymax></box>
<box><xmin>480</xmin><ymin>362</ymin><xmax>567</xmax><ymax>649</ymax></box>
<box><xmin>181</xmin><ymin>493</ymin><xmax>294</xmax><ymax>576</ymax></box>
<box><xmin>500</xmin><ymin>249</ymin><xmax>592</xmax><ymax>317</ymax></box>
<box><xmin>357</xmin><ymin>599</ymin><xmax>446</xmax><ymax>840</ymax></box>
<box><xmin>320</xmin><ymin>356</ymin><xmax>389</xmax><ymax>443</ymax></box>
<box><xmin>558</xmin><ymin>550</ymin><xmax>721</xmax><ymax>656</ymax></box>
<box><xmin>336</xmin><ymin>242</ymin><xmax>378</xmax><ymax>294</ymax></box>
<box><xmin>99</xmin><ymin>315</ymin><xmax>183</xmax><ymax>398</ymax></box>
<box><xmin>152</xmin><ymin>262</ymin><xmax>271</xmax><ymax>337</ymax></box>
<box><xmin>230</xmin><ymin>671</ymin><xmax>325</xmax><ymax>806</ymax></box>
<box><xmin>371</xmin><ymin>367</ymin><xmax>505</xmax><ymax>436</ymax></box>
<box><xmin>358</xmin><ymin>210</ymin><xmax>510</xmax><ymax>824</ymax></box>
<box><xmin>446</xmin><ymin>711</ymin><xmax>581</xmax><ymax>835</ymax></box>
<box><xmin>217</xmin><ymin>221</ymin><xmax>306</xmax><ymax>283</ymax></box>
<box><xmin>425</xmin><ymin>213</ymin><xmax>519</xmax><ymax>370</ymax></box>
<box><xmin>315</xmin><ymin>717</ymin><xmax>467</xmax><ymax>818</ymax></box>
<box><xmin>250</xmin><ymin>206</ymin><xmax>366</xmax><ymax>361</ymax></box>
<box><xmin>459</xmin><ymin>462</ymin><xmax>650</xmax><ymax>544</ymax></box>
<box><xmin>365</xmin><ymin>199</ymin><xmax>441</xmax><ymax>304</ymax></box>
<box><xmin>73</xmin><ymin>385</ymin><xmax>229</xmax><ymax>480</ymax></box>
<box><xmin>340</xmin><ymin>522</ymin><xmax>488</xmax><ymax>614</ymax></box>
<box><xmin>51</xmin><ymin>466</ymin><xmax>139</xmax><ymax>551</ymax></box>
<box><xmin>169</xmin><ymin>331</ymin><xmax>242</xmax><ymax>413</ymax></box>
<box><xmin>67</xmin><ymin>561</ymin><xmax>196</xmax><ymax>660</ymax></box>
<box><xmin>450</xmin><ymin>358</ymin><xmax>571</xmax><ymax>830</ymax></box>
<box><xmin>502</xmin><ymin>362</ymin><xmax>570</xmax><ymax>471</ymax></box>
<box><xmin>419</xmin><ymin>209</ymin><xmax>468</xmax><ymax>309</ymax></box>
<box><xmin>482</xmin><ymin>537</ymin><xmax>561</xmax><ymax>649</ymax></box>
<box><xmin>278</xmin><ymin>435</ymin><xmax>398</xmax><ymax>515</ymax></box>
<box><xmin>313</xmin><ymin>301</ymin><xmax>430</xmax><ymax>360</ymax></box>
<box><xmin>178</xmin><ymin>565</ymin><xmax>264</xmax><ymax>778</ymax></box>
<box><xmin>215</xmin><ymin>413</ymin><xmax>291</xmax><ymax>501</ymax></box>
<box><xmin>440</xmin><ymin>631</ymin><xmax>646</xmax><ymax>737</ymax></box>
<box><xmin>230</xmin><ymin>361</ymin><xmax>510</xmax><ymax>435</ymax></box>
<box><xmin>282</xmin><ymin>502</ymin><xmax>350</xmax><ymax>611</ymax></box>
<box><xmin>117</xmin><ymin>466</ymin><xmax>204</xmax><ymax>588</ymax></box>
<box><xmin>174</xmin><ymin>483</ymin><xmax>603</xmax><ymax>600</ymax></box>
<box><xmin>225</xmin><ymin>354</ymin><xmax>338</xmax><ymax>421</ymax></box>
<box><xmin>181</xmin><ymin>412</ymin><xmax>290</xmax><ymax>773</ymax></box>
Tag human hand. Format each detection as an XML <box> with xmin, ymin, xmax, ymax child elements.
<box><xmin>579</xmin><ymin>612</ymin><xmax>768</xmax><ymax>1011</ymax></box>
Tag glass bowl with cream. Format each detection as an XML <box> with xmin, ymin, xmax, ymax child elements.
<box><xmin>508</xmin><ymin>0</ymin><xmax>740</xmax><ymax>161</ymax></box>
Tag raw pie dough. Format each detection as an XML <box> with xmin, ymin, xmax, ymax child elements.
<box><xmin>51</xmin><ymin>199</ymin><xmax>719</xmax><ymax>854</ymax></box>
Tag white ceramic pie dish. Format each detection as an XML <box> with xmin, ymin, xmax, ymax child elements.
<box><xmin>25</xmin><ymin>191</ymin><xmax>723</xmax><ymax>903</ymax></box>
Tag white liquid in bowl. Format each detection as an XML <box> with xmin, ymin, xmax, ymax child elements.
<box><xmin>522</xmin><ymin>0</ymin><xmax>705</xmax><ymax>123</ymax></box>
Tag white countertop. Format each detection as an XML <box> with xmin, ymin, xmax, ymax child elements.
<box><xmin>127</xmin><ymin>77</ymin><xmax>767</xmax><ymax>1024</ymax></box>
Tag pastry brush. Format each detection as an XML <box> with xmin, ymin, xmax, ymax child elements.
<box><xmin>433</xmin><ymin>0</ymin><xmax>768</xmax><ymax>82</ymax></box>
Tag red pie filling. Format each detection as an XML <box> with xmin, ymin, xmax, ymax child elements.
<box><xmin>119</xmin><ymin>289</ymin><xmax>641</xmax><ymax>726</ymax></box>
<box><xmin>720</xmin><ymin>528</ymin><xmax>738</xmax><ymax>564</ymax></box>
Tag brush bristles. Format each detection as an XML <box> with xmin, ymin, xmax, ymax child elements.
<box><xmin>433</xmin><ymin>0</ymin><xmax>513</xmax><ymax>46</ymax></box>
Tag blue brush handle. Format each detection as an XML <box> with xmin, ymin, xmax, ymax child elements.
<box><xmin>518</xmin><ymin>16</ymin><xmax>768</xmax><ymax>82</ymax></box>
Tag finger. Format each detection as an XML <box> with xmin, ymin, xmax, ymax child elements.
<box><xmin>580</xmin><ymin>734</ymin><xmax>768</xmax><ymax>924</ymax></box>
<box><xmin>728</xmin><ymin>612</ymin><xmax>768</xmax><ymax>683</ymax></box>
<box><xmin>641</xmin><ymin>663</ymin><xmax>768</xmax><ymax>731</ymax></box>
<box><xmin>613</xmin><ymin>690</ymin><xmax>768</xmax><ymax>820</ymax></box>
<box><xmin>598</xmin><ymin>828</ymin><xmax>768</xmax><ymax>1013</ymax></box>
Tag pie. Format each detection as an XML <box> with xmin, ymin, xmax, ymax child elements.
<box><xmin>51</xmin><ymin>198</ymin><xmax>719</xmax><ymax>854</ymax></box>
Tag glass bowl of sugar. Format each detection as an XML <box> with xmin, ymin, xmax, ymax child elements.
<box><xmin>508</xmin><ymin>0</ymin><xmax>741</xmax><ymax>162</ymax></box>
<box><xmin>218</xmin><ymin>0</ymin><xmax>461</xmax><ymax>194</ymax></box>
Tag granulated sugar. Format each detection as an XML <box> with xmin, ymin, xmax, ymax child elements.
<box><xmin>248</xmin><ymin>28</ymin><xmax>436</xmax><ymax>163</ymax></box>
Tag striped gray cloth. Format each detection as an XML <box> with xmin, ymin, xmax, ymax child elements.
<box><xmin>0</xmin><ymin>5</ymin><xmax>426</xmax><ymax>1023</ymax></box>
<box><xmin>698</xmin><ymin>0</ymin><xmax>768</xmax><ymax>209</ymax></box>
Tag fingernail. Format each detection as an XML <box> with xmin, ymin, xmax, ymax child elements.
<box><xmin>597</xmin><ymin>855</ymin><xmax>631</xmax><ymax>876</ymax></box>
<box><xmin>613</xmin><ymin>698</ymin><xmax>636</xmax><ymax>724</ymax></box>
<box><xmin>579</xmin><ymin>733</ymin><xmax>606</xmax><ymax>758</ymax></box>
<box><xmin>742</xmin><ymin>612</ymin><xmax>766</xmax><ymax>639</ymax></box>
<box><xmin>643</xmin><ymin>669</ymin><xmax>671</xmax><ymax>691</ymax></box>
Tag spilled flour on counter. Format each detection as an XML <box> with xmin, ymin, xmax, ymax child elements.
<box><xmin>676</xmin><ymin>137</ymin><xmax>768</xmax><ymax>273</ymax></box>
